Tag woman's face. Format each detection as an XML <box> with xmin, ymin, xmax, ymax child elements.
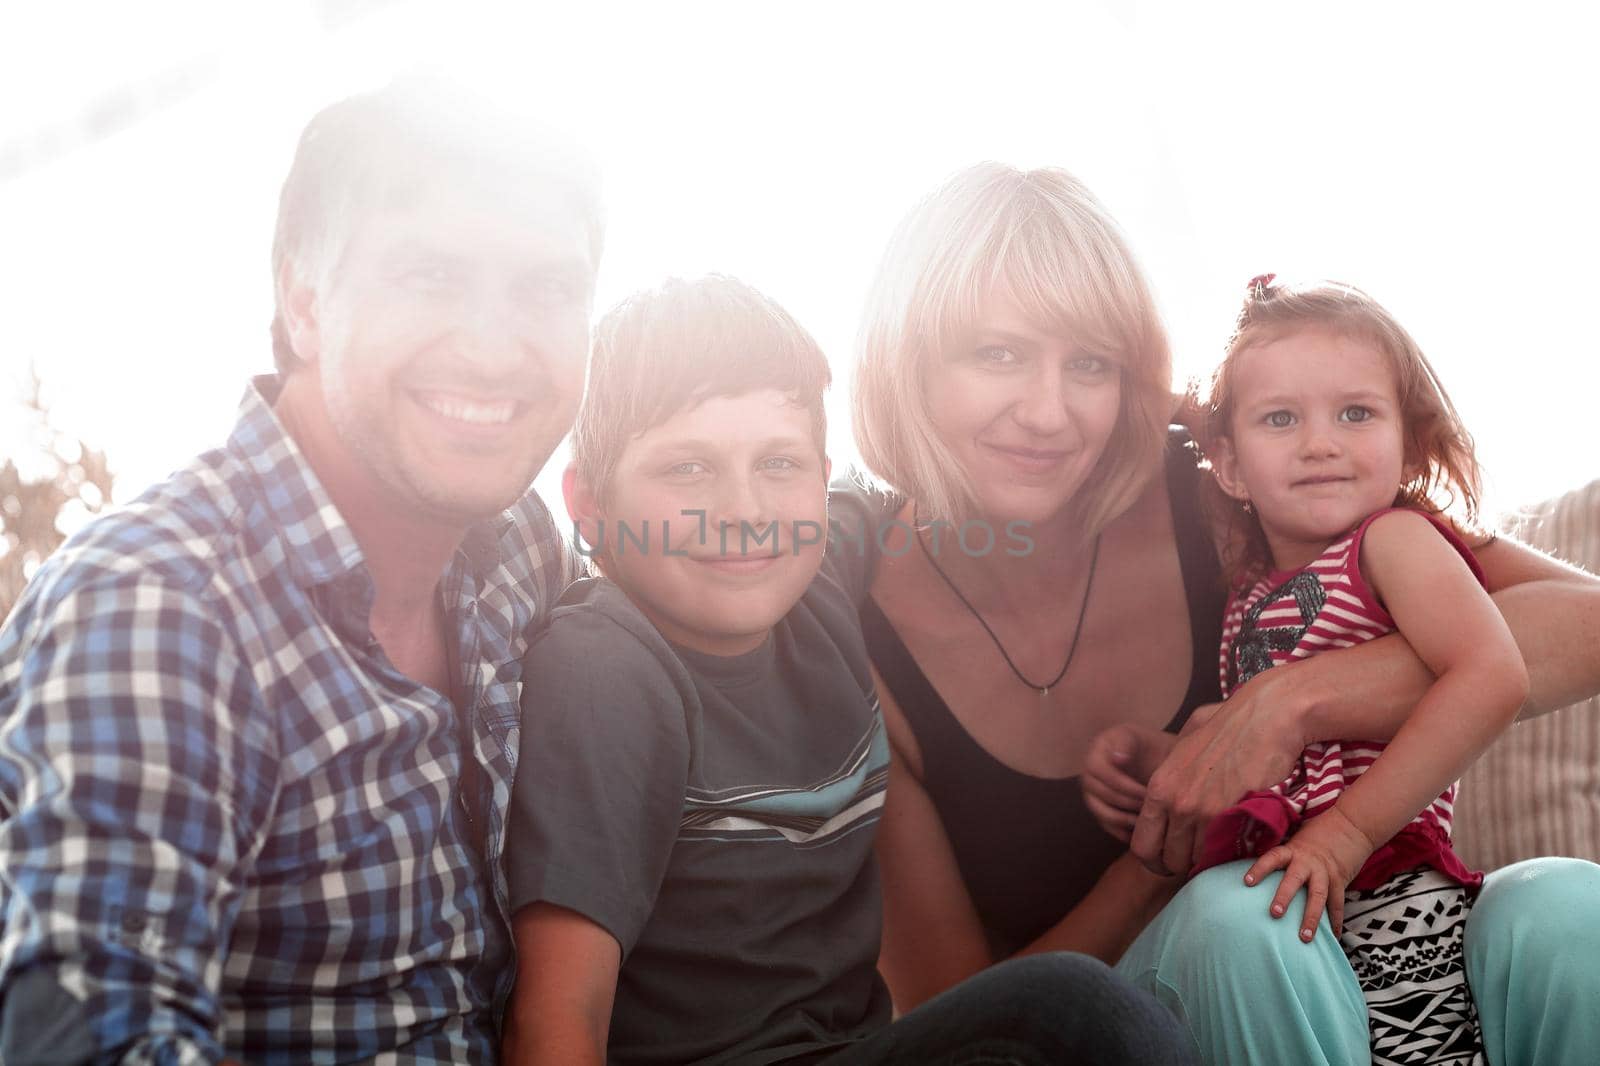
<box><xmin>924</xmin><ymin>289</ymin><xmax>1124</xmax><ymax>527</ymax></box>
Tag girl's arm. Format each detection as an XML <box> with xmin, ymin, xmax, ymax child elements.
<box><xmin>1243</xmin><ymin>510</ymin><xmax>1529</xmax><ymax>938</ymax></box>
<box><xmin>502</xmin><ymin>903</ymin><xmax>620</xmax><ymax>1066</ymax></box>
<box><xmin>874</xmin><ymin>669</ymin><xmax>1180</xmax><ymax>1012</ymax></box>
<box><xmin>1333</xmin><ymin>512</ymin><xmax>1529</xmax><ymax>844</ymax></box>
<box><xmin>1292</xmin><ymin>533</ymin><xmax>1599</xmax><ymax>737</ymax></box>
<box><xmin>1133</xmin><ymin>530</ymin><xmax>1597</xmax><ymax>875</ymax></box>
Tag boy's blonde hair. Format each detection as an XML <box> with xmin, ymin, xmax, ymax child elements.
<box><xmin>1194</xmin><ymin>276</ymin><xmax>1484</xmax><ymax>581</ymax></box>
<box><xmin>853</xmin><ymin>162</ymin><xmax>1172</xmax><ymax>533</ymax></box>
<box><xmin>573</xmin><ymin>275</ymin><xmax>831</xmax><ymax>503</ymax></box>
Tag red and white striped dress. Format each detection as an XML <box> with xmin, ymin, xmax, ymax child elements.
<box><xmin>1193</xmin><ymin>507</ymin><xmax>1484</xmax><ymax>890</ymax></box>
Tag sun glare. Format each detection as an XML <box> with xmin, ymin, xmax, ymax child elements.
<box><xmin>3</xmin><ymin>1</ymin><xmax>1598</xmax><ymax>534</ymax></box>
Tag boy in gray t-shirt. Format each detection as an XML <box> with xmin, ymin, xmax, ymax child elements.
<box><xmin>501</xmin><ymin>276</ymin><xmax>1194</xmax><ymax>1066</ymax></box>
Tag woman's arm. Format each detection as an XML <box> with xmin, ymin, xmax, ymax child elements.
<box><xmin>1133</xmin><ymin>530</ymin><xmax>1600</xmax><ymax>875</ymax></box>
<box><xmin>1472</xmin><ymin>534</ymin><xmax>1600</xmax><ymax>713</ymax></box>
<box><xmin>874</xmin><ymin>670</ymin><xmax>1180</xmax><ymax>1012</ymax></box>
<box><xmin>1294</xmin><ymin>534</ymin><xmax>1600</xmax><ymax>736</ymax></box>
<box><xmin>502</xmin><ymin>903</ymin><xmax>620</xmax><ymax>1066</ymax></box>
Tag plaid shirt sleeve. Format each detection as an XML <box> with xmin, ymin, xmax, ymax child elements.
<box><xmin>0</xmin><ymin>565</ymin><xmax>279</xmax><ymax>1065</ymax></box>
<box><xmin>484</xmin><ymin>489</ymin><xmax>588</xmax><ymax>638</ymax></box>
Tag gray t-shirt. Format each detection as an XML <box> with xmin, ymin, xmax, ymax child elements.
<box><xmin>507</xmin><ymin>553</ymin><xmax>891</xmax><ymax>1065</ymax></box>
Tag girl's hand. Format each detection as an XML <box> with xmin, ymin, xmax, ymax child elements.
<box><xmin>1083</xmin><ymin>724</ymin><xmax>1176</xmax><ymax>842</ymax></box>
<box><xmin>1242</xmin><ymin>805</ymin><xmax>1377</xmax><ymax>940</ymax></box>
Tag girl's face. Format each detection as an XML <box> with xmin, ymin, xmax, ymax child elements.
<box><xmin>923</xmin><ymin>288</ymin><xmax>1124</xmax><ymax>527</ymax></box>
<box><xmin>1214</xmin><ymin>327</ymin><xmax>1411</xmax><ymax>572</ymax></box>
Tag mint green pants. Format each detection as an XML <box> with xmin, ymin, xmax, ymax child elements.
<box><xmin>1115</xmin><ymin>857</ymin><xmax>1600</xmax><ymax>1066</ymax></box>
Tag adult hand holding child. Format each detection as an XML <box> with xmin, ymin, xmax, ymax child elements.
<box><xmin>1131</xmin><ymin>668</ymin><xmax>1315</xmax><ymax>876</ymax></box>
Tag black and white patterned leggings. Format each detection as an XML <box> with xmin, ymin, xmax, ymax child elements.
<box><xmin>1341</xmin><ymin>867</ymin><xmax>1485</xmax><ymax>1066</ymax></box>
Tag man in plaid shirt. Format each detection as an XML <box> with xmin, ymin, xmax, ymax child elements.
<box><xmin>0</xmin><ymin>80</ymin><xmax>600</xmax><ymax>1063</ymax></box>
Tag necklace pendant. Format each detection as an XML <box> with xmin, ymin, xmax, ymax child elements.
<box><xmin>913</xmin><ymin>516</ymin><xmax>1102</xmax><ymax>711</ymax></box>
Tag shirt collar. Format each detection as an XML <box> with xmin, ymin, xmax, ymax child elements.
<box><xmin>228</xmin><ymin>375</ymin><xmax>511</xmax><ymax>595</ymax></box>
<box><xmin>227</xmin><ymin>375</ymin><xmax>367</xmax><ymax>591</ymax></box>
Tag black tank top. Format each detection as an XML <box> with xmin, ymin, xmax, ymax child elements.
<box><xmin>861</xmin><ymin>432</ymin><xmax>1225</xmax><ymax>957</ymax></box>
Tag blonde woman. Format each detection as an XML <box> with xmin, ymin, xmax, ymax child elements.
<box><xmin>839</xmin><ymin>162</ymin><xmax>1600</xmax><ymax>1065</ymax></box>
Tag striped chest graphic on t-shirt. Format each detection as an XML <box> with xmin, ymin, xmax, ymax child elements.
<box><xmin>677</xmin><ymin>705</ymin><xmax>889</xmax><ymax>849</ymax></box>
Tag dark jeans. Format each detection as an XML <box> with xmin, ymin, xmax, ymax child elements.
<box><xmin>818</xmin><ymin>953</ymin><xmax>1196</xmax><ymax>1065</ymax></box>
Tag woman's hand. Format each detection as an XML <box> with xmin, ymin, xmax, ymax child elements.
<box><xmin>1242</xmin><ymin>806</ymin><xmax>1377</xmax><ymax>941</ymax></box>
<box><xmin>1083</xmin><ymin>724</ymin><xmax>1176</xmax><ymax>842</ymax></box>
<box><xmin>1133</xmin><ymin>668</ymin><xmax>1316</xmax><ymax>876</ymax></box>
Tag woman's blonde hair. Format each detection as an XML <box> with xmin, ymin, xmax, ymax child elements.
<box><xmin>1193</xmin><ymin>276</ymin><xmax>1484</xmax><ymax>582</ymax></box>
<box><xmin>852</xmin><ymin>162</ymin><xmax>1172</xmax><ymax>534</ymax></box>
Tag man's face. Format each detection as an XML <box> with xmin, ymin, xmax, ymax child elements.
<box><xmin>299</xmin><ymin>173</ymin><xmax>594</xmax><ymax>523</ymax></box>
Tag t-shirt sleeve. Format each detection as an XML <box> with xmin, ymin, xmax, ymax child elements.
<box><xmin>826</xmin><ymin>474</ymin><xmax>900</xmax><ymax>607</ymax></box>
<box><xmin>506</xmin><ymin>607</ymin><xmax>691</xmax><ymax>958</ymax></box>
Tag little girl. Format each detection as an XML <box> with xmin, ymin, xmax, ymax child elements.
<box><xmin>1095</xmin><ymin>277</ymin><xmax>1527</xmax><ymax>1066</ymax></box>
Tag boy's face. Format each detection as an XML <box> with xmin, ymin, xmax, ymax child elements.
<box><xmin>570</xmin><ymin>389</ymin><xmax>830</xmax><ymax>656</ymax></box>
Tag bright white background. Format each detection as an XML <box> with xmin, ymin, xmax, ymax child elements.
<box><xmin>3</xmin><ymin>0</ymin><xmax>1596</xmax><ymax>528</ymax></box>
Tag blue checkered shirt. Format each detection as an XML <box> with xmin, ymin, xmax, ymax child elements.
<box><xmin>0</xmin><ymin>378</ymin><xmax>579</xmax><ymax>1064</ymax></box>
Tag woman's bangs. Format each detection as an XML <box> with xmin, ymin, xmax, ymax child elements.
<box><xmin>910</xmin><ymin>186</ymin><xmax>1149</xmax><ymax>379</ymax></box>
<box><xmin>996</xmin><ymin>233</ymin><xmax>1138</xmax><ymax>369</ymax></box>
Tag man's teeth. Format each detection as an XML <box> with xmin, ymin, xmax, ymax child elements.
<box><xmin>419</xmin><ymin>395</ymin><xmax>517</xmax><ymax>425</ymax></box>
